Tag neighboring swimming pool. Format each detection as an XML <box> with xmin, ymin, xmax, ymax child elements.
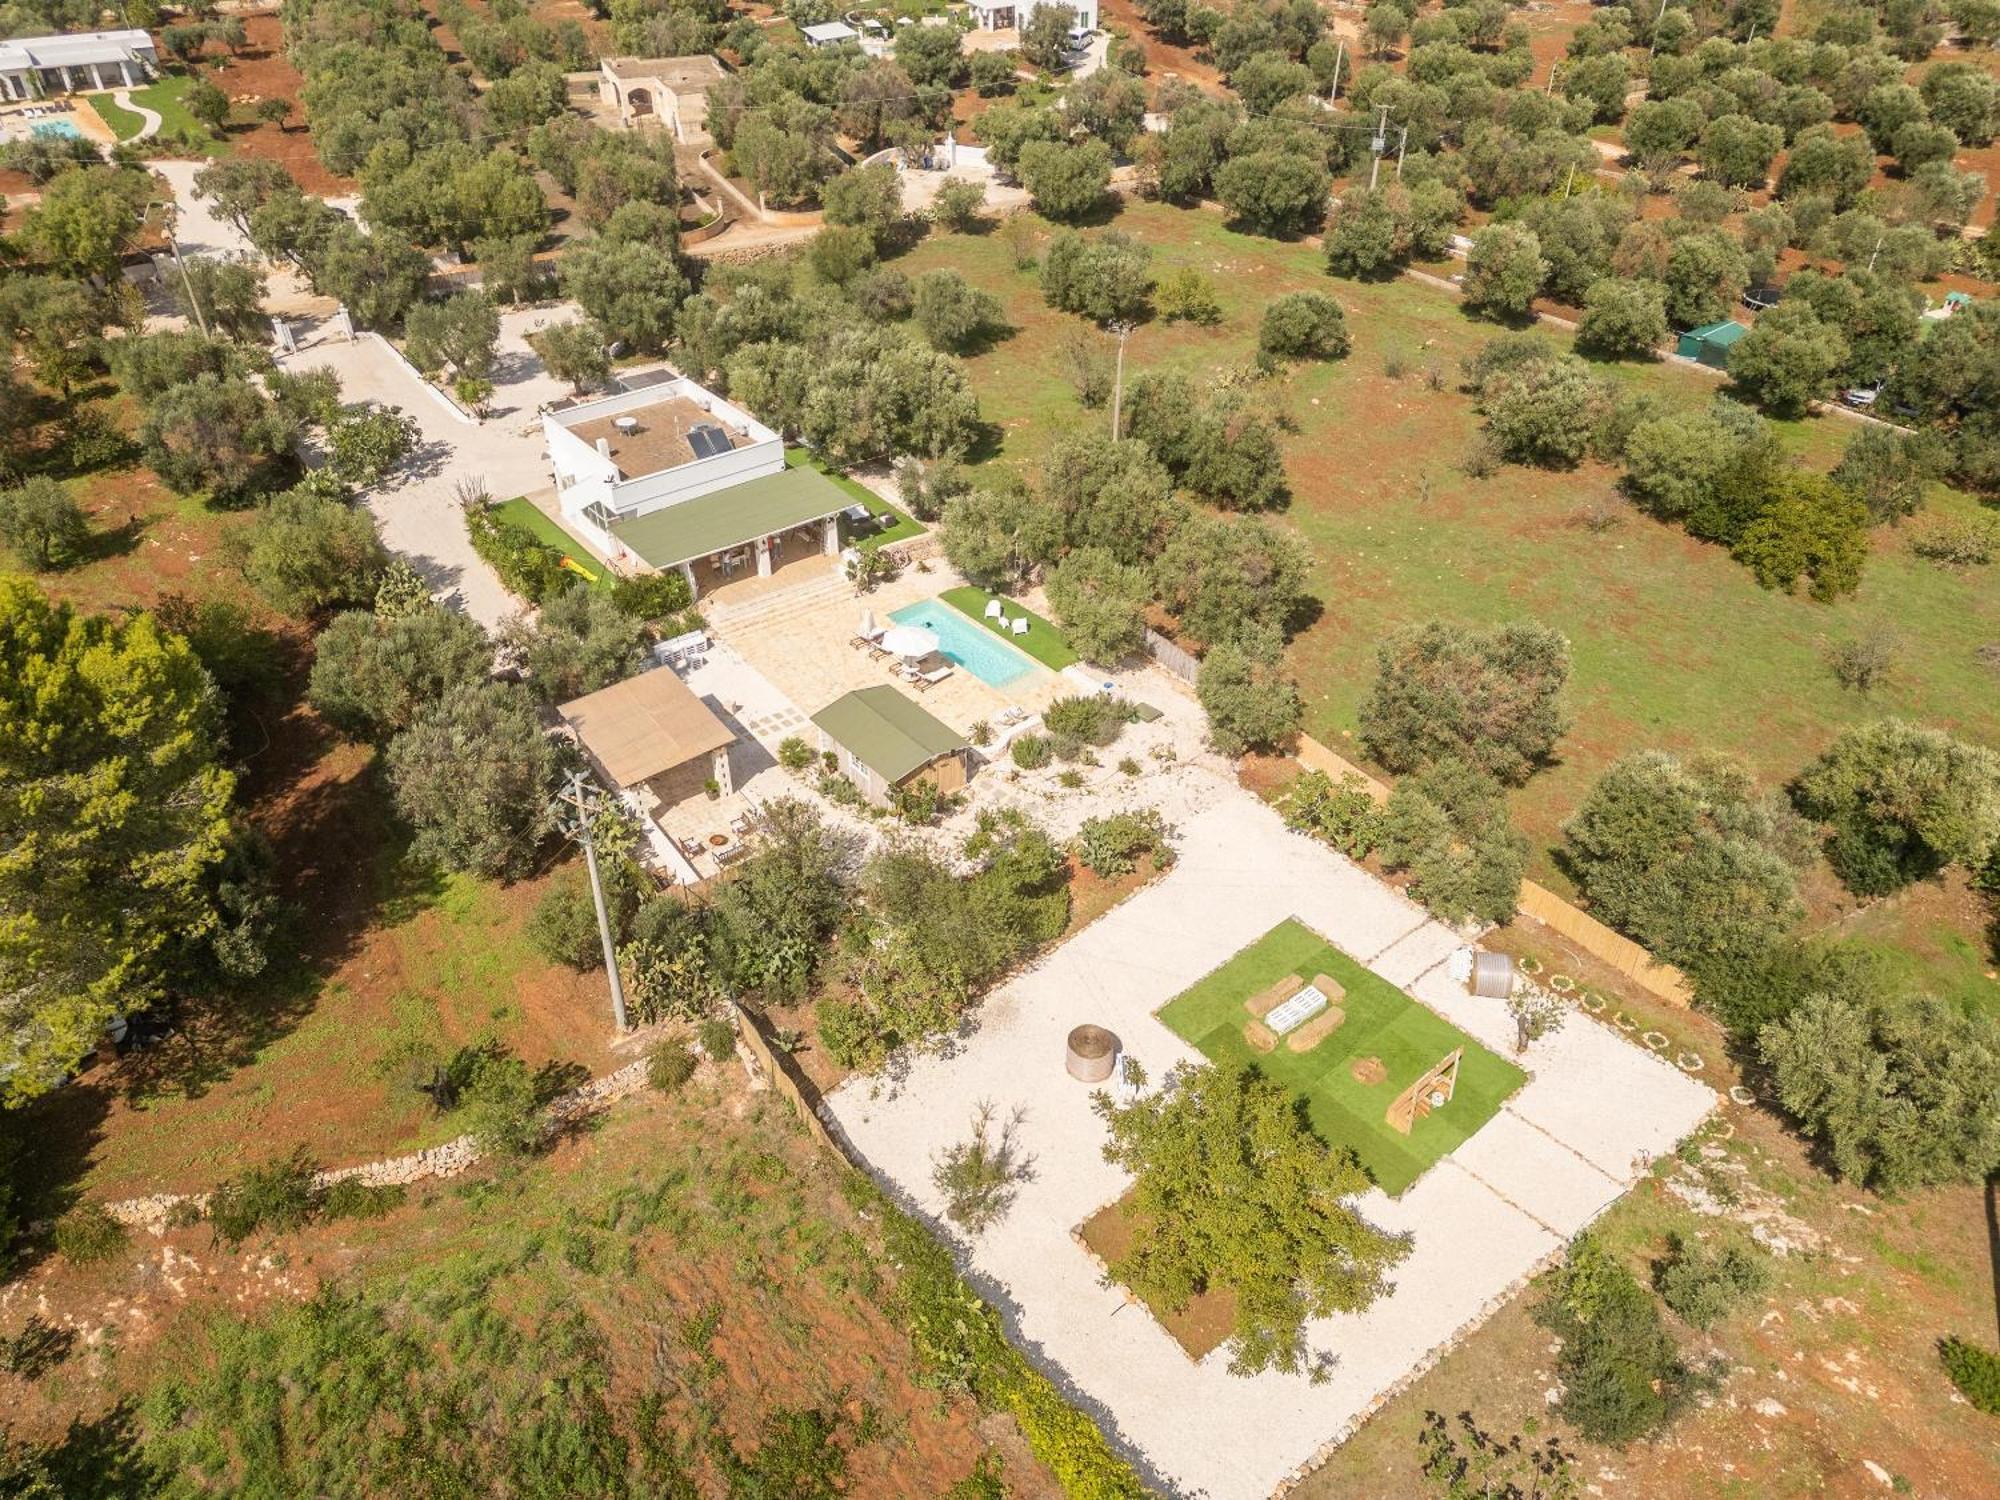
<box><xmin>889</xmin><ymin>598</ymin><xmax>1037</xmax><ymax>688</ymax></box>
<box><xmin>31</xmin><ymin>120</ymin><xmax>84</xmax><ymax>140</ymax></box>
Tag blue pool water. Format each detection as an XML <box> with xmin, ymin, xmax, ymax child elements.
<box><xmin>31</xmin><ymin>120</ymin><xmax>84</xmax><ymax>140</ymax></box>
<box><xmin>889</xmin><ymin>598</ymin><xmax>1036</xmax><ymax>688</ymax></box>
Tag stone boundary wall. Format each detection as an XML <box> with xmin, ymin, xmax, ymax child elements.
<box><xmin>103</xmin><ymin>1057</ymin><xmax>655</xmax><ymax>1233</ymax></box>
<box><xmin>1293</xmin><ymin>736</ymin><xmax>1695</xmax><ymax>1008</ymax></box>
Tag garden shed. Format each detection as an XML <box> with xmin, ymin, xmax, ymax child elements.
<box><xmin>1674</xmin><ymin>320</ymin><xmax>1748</xmax><ymax>369</ymax></box>
<box><xmin>811</xmin><ymin>685</ymin><xmax>969</xmax><ymax>808</ymax></box>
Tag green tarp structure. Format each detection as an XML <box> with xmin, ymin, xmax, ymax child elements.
<box><xmin>1675</xmin><ymin>320</ymin><xmax>1749</xmax><ymax>369</ymax></box>
<box><xmin>610</xmin><ymin>466</ymin><xmax>851</xmax><ymax>570</ymax></box>
<box><xmin>811</xmin><ymin>685</ymin><xmax>967</xmax><ymax>785</ymax></box>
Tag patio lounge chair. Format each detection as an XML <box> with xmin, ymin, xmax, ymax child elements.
<box><xmin>913</xmin><ymin>665</ymin><xmax>953</xmax><ymax>690</ymax></box>
<box><xmin>1010</xmin><ymin>618</ymin><xmax>1030</xmax><ymax>636</ymax></box>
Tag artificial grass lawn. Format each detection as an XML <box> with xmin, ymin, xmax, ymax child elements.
<box><xmin>893</xmin><ymin>202</ymin><xmax>2000</xmax><ymax>897</ymax></box>
<box><xmin>783</xmin><ymin>447</ymin><xmax>925</xmax><ymax>551</ymax></box>
<box><xmin>941</xmin><ymin>584</ymin><xmax>1080</xmax><ymax>669</ymax></box>
<box><xmin>493</xmin><ymin>497</ymin><xmax>616</xmax><ymax>591</ymax></box>
<box><xmin>1157</xmin><ymin>920</ymin><xmax>1526</xmax><ymax>1196</ymax></box>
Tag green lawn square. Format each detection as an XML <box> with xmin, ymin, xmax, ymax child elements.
<box><xmin>1155</xmin><ymin>919</ymin><xmax>1527</xmax><ymax>1196</ymax></box>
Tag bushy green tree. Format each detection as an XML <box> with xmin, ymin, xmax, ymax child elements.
<box><xmin>1153</xmin><ymin>511</ymin><xmax>1311</xmax><ymax>648</ymax></box>
<box><xmin>715</xmin><ymin>799</ymin><xmax>860</xmax><ymax>1000</ymax></box>
<box><xmin>237</xmin><ymin>487</ymin><xmax>387</xmax><ymax>617</ymax></box>
<box><xmin>559</xmin><ymin>235</ymin><xmax>688</xmax><ymax>351</ymax></box>
<box><xmin>1377</xmin><ymin>758</ymin><xmax>1528</xmax><ymax>925</ymax></box>
<box><xmin>404</xmin><ymin>291</ymin><xmax>501</xmax><ymax>381</ymax></box>
<box><xmin>1213</xmin><ymin>148</ymin><xmax>1330</xmax><ymax>235</ymax></box>
<box><xmin>1039</xmin><ymin>230</ymin><xmax>1153</xmax><ymax>323</ymax></box>
<box><xmin>1359</xmin><ymin>620</ymin><xmax>1570</xmax><ymax>784</ymax></box>
<box><xmin>1093</xmin><ymin>1061</ymin><xmax>1408</xmax><ymax>1376</ymax></box>
<box><xmin>0</xmin><ymin>581</ymin><xmax>238</xmax><ymax>1100</ymax></box>
<box><xmin>308</xmin><ymin>606</ymin><xmax>493</xmax><ymax>739</ymax></box>
<box><xmin>1536</xmin><ymin>1235</ymin><xmax>1699</xmax><ymax>1445</ymax></box>
<box><xmin>912</xmin><ymin>269</ymin><xmax>1005</xmax><ymax>351</ymax></box>
<box><xmin>1461</xmin><ymin>223</ymin><xmax>1548</xmax><ymax>320</ymax></box>
<box><xmin>1731</xmin><ymin>472</ymin><xmax>1870</xmax><ymax>602</ymax></box>
<box><xmin>1195</xmin><ymin>629</ymin><xmax>1304</xmax><ymax>755</ymax></box>
<box><xmin>500</xmin><ymin>583</ymin><xmax>650</xmax><ymax>705</ymax></box>
<box><xmin>139</xmin><ymin>375</ymin><xmax>301</xmax><ymax>503</ymax></box>
<box><xmin>0</xmin><ymin>477</ymin><xmax>89</xmax><ymax>570</ymax></box>
<box><xmin>1045</xmin><ymin>547</ymin><xmax>1151</xmax><ymax>664</ymax></box>
<box><xmin>1017</xmin><ymin>138</ymin><xmax>1114</xmax><ymax>222</ymax></box>
<box><xmin>1576</xmin><ymin>278</ymin><xmax>1669</xmax><ymax>359</ymax></box>
<box><xmin>1761</xmin><ymin>992</ymin><xmax>2000</xmax><ymax>1192</ymax></box>
<box><xmin>386</xmin><ymin>680</ymin><xmax>557</xmax><ymax>879</ymax></box>
<box><xmin>1258</xmin><ymin>291</ymin><xmax>1350</xmax><ymax>361</ymax></box>
<box><xmin>1563</xmin><ymin>751</ymin><xmax>1804</xmax><ymax>1005</ymax></box>
<box><xmin>1793</xmin><ymin>720</ymin><xmax>2000</xmax><ymax>895</ymax></box>
<box><xmin>1477</xmin><ymin>351</ymin><xmax>1604</xmax><ymax>468</ymax></box>
<box><xmin>1698</xmin><ymin>113</ymin><xmax>1784</xmax><ymax>189</ymax></box>
<box><xmin>1728</xmin><ymin>303</ymin><xmax>1849</xmax><ymax>417</ymax></box>
<box><xmin>531</xmin><ymin>319</ymin><xmax>610</xmax><ymax>394</ymax></box>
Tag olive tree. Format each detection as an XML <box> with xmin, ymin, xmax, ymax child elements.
<box><xmin>386</xmin><ymin>680</ymin><xmax>558</xmax><ymax>879</ymax></box>
<box><xmin>1461</xmin><ymin>223</ymin><xmax>1547</xmax><ymax>321</ymax></box>
<box><xmin>1359</xmin><ymin>619</ymin><xmax>1571</xmax><ymax>784</ymax></box>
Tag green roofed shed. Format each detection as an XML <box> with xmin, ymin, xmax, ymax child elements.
<box><xmin>1675</xmin><ymin>320</ymin><xmax>1749</xmax><ymax>369</ymax></box>
<box><xmin>811</xmin><ymin>685</ymin><xmax>970</xmax><ymax>807</ymax></box>
<box><xmin>610</xmin><ymin>465</ymin><xmax>851</xmax><ymax>571</ymax></box>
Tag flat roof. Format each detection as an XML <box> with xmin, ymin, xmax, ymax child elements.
<box><xmin>613</xmin><ymin>466</ymin><xmax>854</xmax><ymax>569</ymax></box>
<box><xmin>811</xmin><ymin>685</ymin><xmax>967</xmax><ymax>784</ymax></box>
<box><xmin>601</xmin><ymin>54</ymin><xmax>726</xmax><ymax>91</ymax></box>
<box><xmin>802</xmin><ymin>20</ymin><xmax>858</xmax><ymax>39</ymax></box>
<box><xmin>568</xmin><ymin>395</ymin><xmax>736</xmax><ymax>479</ymax></box>
<box><xmin>0</xmin><ymin>29</ymin><xmax>153</xmax><ymax>69</ymax></box>
<box><xmin>560</xmin><ymin>667</ymin><xmax>734</xmax><ymax>788</ymax></box>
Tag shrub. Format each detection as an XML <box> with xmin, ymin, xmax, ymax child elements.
<box><xmin>1281</xmin><ymin>769</ymin><xmax>1381</xmax><ymax>859</ymax></box>
<box><xmin>463</xmin><ymin>503</ymin><xmax>569</xmax><ymax>603</ymax></box>
<box><xmin>1792</xmin><ymin>719</ymin><xmax>2000</xmax><ymax>895</ymax></box>
<box><xmin>1042</xmin><ymin>694</ymin><xmax>1130</xmax><ymax>749</ymax></box>
<box><xmin>1258</xmin><ymin>291</ymin><xmax>1350</xmax><ymax>362</ymax></box>
<box><xmin>208</xmin><ymin>1149</ymin><xmax>322</xmax><ymax>1248</ymax></box>
<box><xmin>527</xmin><ymin>863</ymin><xmax>639</xmax><ymax>970</ymax></box>
<box><xmin>1536</xmin><ymin>1234</ymin><xmax>1700</xmax><ymax>1445</ymax></box>
<box><xmin>1377</xmin><ymin>759</ymin><xmax>1528</xmax><ymax>926</ymax></box>
<box><xmin>1359</xmin><ymin>620</ymin><xmax>1571</xmax><ymax>785</ymax></box>
<box><xmin>1075</xmin><ymin>810</ymin><xmax>1173</xmax><ymax>878</ymax></box>
<box><xmin>1011</xmin><ymin>733</ymin><xmax>1053</xmax><ymax>770</ymax></box>
<box><xmin>932</xmin><ymin>1101</ymin><xmax>1032</xmax><ymax>1235</ymax></box>
<box><xmin>320</xmin><ymin>1178</ymin><xmax>406</xmax><ymax>1222</ymax></box>
<box><xmin>697</xmin><ymin>1016</ymin><xmax>738</xmax><ymax>1060</ymax></box>
<box><xmin>779</xmin><ymin>735</ymin><xmax>817</xmax><ymax>772</ymax></box>
<box><xmin>608</xmin><ymin>569</ymin><xmax>693</xmax><ymax>620</ymax></box>
<box><xmin>1654</xmin><ymin>1233</ymin><xmax>1770</xmax><ymax>1329</ymax></box>
<box><xmin>1941</xmin><ymin>1336</ymin><xmax>2000</xmax><ymax>1416</ymax></box>
<box><xmin>647</xmin><ymin>1038</ymin><xmax>699</xmax><ymax>1093</ymax></box>
<box><xmin>1909</xmin><ymin>513</ymin><xmax>1998</xmax><ymax>567</ymax></box>
<box><xmin>53</xmin><ymin>1203</ymin><xmax>127</xmax><ymax>1265</ymax></box>
<box><xmin>1196</xmin><ymin>632</ymin><xmax>1303</xmax><ymax>756</ymax></box>
<box><xmin>1156</xmin><ymin>266</ymin><xmax>1223</xmax><ymax>325</ymax></box>
<box><xmin>457</xmin><ymin>1049</ymin><xmax>546</xmax><ymax>1159</ymax></box>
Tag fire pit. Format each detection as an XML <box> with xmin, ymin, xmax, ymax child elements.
<box><xmin>1065</xmin><ymin>1024</ymin><xmax>1119</xmax><ymax>1083</ymax></box>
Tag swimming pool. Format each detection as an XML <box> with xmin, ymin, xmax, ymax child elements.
<box><xmin>31</xmin><ymin>120</ymin><xmax>84</xmax><ymax>141</ymax></box>
<box><xmin>889</xmin><ymin>598</ymin><xmax>1037</xmax><ymax>688</ymax></box>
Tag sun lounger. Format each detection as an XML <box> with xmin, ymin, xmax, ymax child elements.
<box><xmin>1010</xmin><ymin>618</ymin><xmax>1030</xmax><ymax>636</ymax></box>
<box><xmin>913</xmin><ymin>666</ymin><xmax>953</xmax><ymax>690</ymax></box>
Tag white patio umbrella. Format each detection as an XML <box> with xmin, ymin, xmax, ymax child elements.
<box><xmin>859</xmin><ymin>608</ymin><xmax>877</xmax><ymax>637</ymax></box>
<box><xmin>880</xmin><ymin>624</ymin><xmax>939</xmax><ymax>659</ymax></box>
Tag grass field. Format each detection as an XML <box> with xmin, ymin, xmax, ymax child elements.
<box><xmin>493</xmin><ymin>496</ymin><xmax>616</xmax><ymax>590</ymax></box>
<box><xmin>941</xmin><ymin>583</ymin><xmax>1080</xmax><ymax>669</ymax></box>
<box><xmin>1157</xmin><ymin>920</ymin><xmax>1525</xmax><ymax>1195</ymax></box>
<box><xmin>894</xmin><ymin>204</ymin><xmax>2000</xmax><ymax>907</ymax></box>
<box><xmin>783</xmin><ymin>447</ymin><xmax>925</xmax><ymax>551</ymax></box>
<box><xmin>86</xmin><ymin>75</ymin><xmax>208</xmax><ymax>144</ymax></box>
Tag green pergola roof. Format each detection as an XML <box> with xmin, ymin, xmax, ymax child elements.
<box><xmin>611</xmin><ymin>467</ymin><xmax>851</xmax><ymax>570</ymax></box>
<box><xmin>811</xmin><ymin>685</ymin><xmax>968</xmax><ymax>784</ymax></box>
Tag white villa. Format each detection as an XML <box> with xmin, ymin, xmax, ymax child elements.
<box><xmin>967</xmin><ymin>0</ymin><xmax>1098</xmax><ymax>34</ymax></box>
<box><xmin>0</xmin><ymin>29</ymin><xmax>156</xmax><ymax>99</ymax></box>
<box><xmin>541</xmin><ymin>374</ymin><xmax>854</xmax><ymax>599</ymax></box>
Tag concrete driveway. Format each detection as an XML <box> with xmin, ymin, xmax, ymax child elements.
<box><xmin>825</xmin><ymin>791</ymin><xmax>1716</xmax><ymax>1500</ymax></box>
<box><xmin>276</xmin><ymin>307</ymin><xmax>579</xmax><ymax>630</ymax></box>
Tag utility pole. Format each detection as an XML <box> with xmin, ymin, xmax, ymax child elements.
<box><xmin>153</xmin><ymin>201</ymin><xmax>208</xmax><ymax>339</ymax></box>
<box><xmin>1394</xmin><ymin>124</ymin><xmax>1410</xmax><ymax>180</ymax></box>
<box><xmin>1645</xmin><ymin>0</ymin><xmax>1670</xmax><ymax>60</ymax></box>
<box><xmin>1108</xmin><ymin>320</ymin><xmax>1133</xmax><ymax>441</ymax></box>
<box><xmin>550</xmin><ymin>771</ymin><xmax>629</xmax><ymax>1033</ymax></box>
<box><xmin>1329</xmin><ymin>37</ymin><xmax>1345</xmax><ymax>102</ymax></box>
<box><xmin>1367</xmin><ymin>104</ymin><xmax>1390</xmax><ymax>191</ymax></box>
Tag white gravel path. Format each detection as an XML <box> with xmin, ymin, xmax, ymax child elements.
<box><xmin>824</xmin><ymin>792</ymin><xmax>1716</xmax><ymax>1500</ymax></box>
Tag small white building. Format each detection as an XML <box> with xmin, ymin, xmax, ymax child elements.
<box><xmin>800</xmin><ymin>20</ymin><xmax>860</xmax><ymax>49</ymax></box>
<box><xmin>0</xmin><ymin>29</ymin><xmax>157</xmax><ymax>99</ymax></box>
<box><xmin>596</xmin><ymin>54</ymin><xmax>728</xmax><ymax>143</ymax></box>
<box><xmin>966</xmin><ymin>0</ymin><xmax>1098</xmax><ymax>35</ymax></box>
<box><xmin>542</xmin><ymin>374</ymin><xmax>853</xmax><ymax>599</ymax></box>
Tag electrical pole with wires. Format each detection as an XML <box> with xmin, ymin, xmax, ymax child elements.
<box><xmin>1108</xmin><ymin>320</ymin><xmax>1133</xmax><ymax>441</ymax></box>
<box><xmin>549</xmin><ymin>770</ymin><xmax>629</xmax><ymax>1033</ymax></box>
<box><xmin>1368</xmin><ymin>104</ymin><xmax>1390</xmax><ymax>191</ymax></box>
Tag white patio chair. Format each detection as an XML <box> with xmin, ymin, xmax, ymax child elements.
<box><xmin>983</xmin><ymin>599</ymin><xmax>1004</xmax><ymax>620</ymax></box>
<box><xmin>1010</xmin><ymin>617</ymin><xmax>1030</xmax><ymax>636</ymax></box>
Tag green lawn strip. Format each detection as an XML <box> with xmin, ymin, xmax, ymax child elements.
<box><xmin>939</xmin><ymin>584</ymin><xmax>1080</xmax><ymax>670</ymax></box>
<box><xmin>85</xmin><ymin>91</ymin><xmax>147</xmax><ymax>140</ymax></box>
<box><xmin>1157</xmin><ymin>919</ymin><xmax>1525</xmax><ymax>1196</ymax></box>
<box><xmin>491</xmin><ymin>497</ymin><xmax>616</xmax><ymax>591</ymax></box>
<box><xmin>784</xmin><ymin>447</ymin><xmax>925</xmax><ymax>551</ymax></box>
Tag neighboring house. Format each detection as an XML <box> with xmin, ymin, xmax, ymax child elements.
<box><xmin>1674</xmin><ymin>320</ymin><xmax>1748</xmax><ymax>370</ymax></box>
<box><xmin>811</xmin><ymin>685</ymin><xmax>971</xmax><ymax>808</ymax></box>
<box><xmin>560</xmin><ymin>665</ymin><xmax>736</xmax><ymax>812</ymax></box>
<box><xmin>801</xmin><ymin>20</ymin><xmax>860</xmax><ymax>48</ymax></box>
<box><xmin>541</xmin><ymin>374</ymin><xmax>852</xmax><ymax>599</ymax></box>
<box><xmin>966</xmin><ymin>0</ymin><xmax>1099</xmax><ymax>34</ymax></box>
<box><xmin>0</xmin><ymin>29</ymin><xmax>156</xmax><ymax>98</ymax></box>
<box><xmin>596</xmin><ymin>54</ymin><xmax>727</xmax><ymax>144</ymax></box>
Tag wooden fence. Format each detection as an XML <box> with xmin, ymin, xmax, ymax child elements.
<box><xmin>1292</xmin><ymin>736</ymin><xmax>1695</xmax><ymax>1008</ymax></box>
<box><xmin>729</xmin><ymin>1001</ymin><xmax>842</xmax><ymax>1157</ymax></box>
<box><xmin>1143</xmin><ymin>628</ymin><xmax>1200</xmax><ymax>684</ymax></box>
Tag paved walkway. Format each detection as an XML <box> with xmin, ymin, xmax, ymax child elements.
<box><xmin>825</xmin><ymin>792</ymin><xmax>1716</xmax><ymax>1500</ymax></box>
<box><xmin>111</xmin><ymin>87</ymin><xmax>160</xmax><ymax>140</ymax></box>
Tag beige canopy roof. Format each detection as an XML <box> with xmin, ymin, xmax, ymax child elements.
<box><xmin>560</xmin><ymin>668</ymin><xmax>734</xmax><ymax>788</ymax></box>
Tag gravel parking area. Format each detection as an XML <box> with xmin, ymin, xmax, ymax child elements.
<box><xmin>824</xmin><ymin>790</ymin><xmax>1716</xmax><ymax>1500</ymax></box>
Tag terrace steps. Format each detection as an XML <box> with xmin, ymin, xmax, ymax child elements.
<box><xmin>704</xmin><ymin>571</ymin><xmax>855</xmax><ymax>634</ymax></box>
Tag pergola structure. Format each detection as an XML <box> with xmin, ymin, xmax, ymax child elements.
<box><xmin>560</xmin><ymin>667</ymin><xmax>736</xmax><ymax>810</ymax></box>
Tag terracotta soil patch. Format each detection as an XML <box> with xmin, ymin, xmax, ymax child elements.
<box><xmin>1350</xmin><ymin>1055</ymin><xmax>1386</xmax><ymax>1085</ymax></box>
<box><xmin>1078</xmin><ymin>1190</ymin><xmax>1236</xmax><ymax>1361</ymax></box>
<box><xmin>213</xmin><ymin>14</ymin><xmax>355</xmax><ymax>198</ymax></box>
<box><xmin>1101</xmin><ymin>0</ymin><xmax>1227</xmax><ymax>97</ymax></box>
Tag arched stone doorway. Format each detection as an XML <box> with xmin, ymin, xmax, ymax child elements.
<box><xmin>625</xmin><ymin>86</ymin><xmax>654</xmax><ymax>120</ymax></box>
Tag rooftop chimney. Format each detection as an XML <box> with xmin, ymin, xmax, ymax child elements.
<box><xmin>596</xmin><ymin>437</ymin><xmax>611</xmax><ymax>459</ymax></box>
